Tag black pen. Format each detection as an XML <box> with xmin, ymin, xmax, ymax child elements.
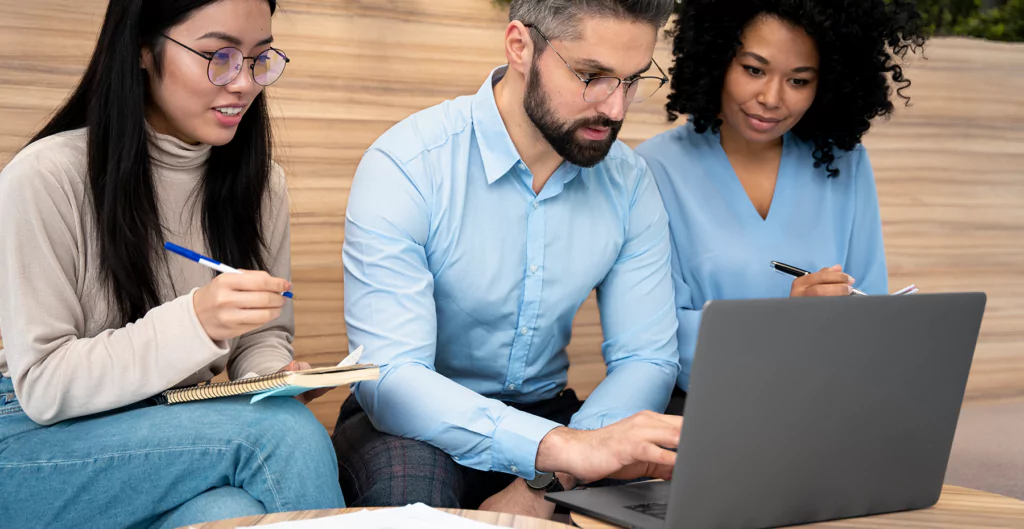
<box><xmin>770</xmin><ymin>261</ymin><xmax>867</xmax><ymax>296</ymax></box>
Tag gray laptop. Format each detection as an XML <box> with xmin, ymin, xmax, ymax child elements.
<box><xmin>546</xmin><ymin>293</ymin><xmax>986</xmax><ymax>529</ymax></box>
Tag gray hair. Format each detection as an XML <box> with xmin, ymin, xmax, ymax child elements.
<box><xmin>508</xmin><ymin>0</ymin><xmax>675</xmax><ymax>42</ymax></box>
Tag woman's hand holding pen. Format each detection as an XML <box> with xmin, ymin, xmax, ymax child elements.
<box><xmin>194</xmin><ymin>271</ymin><xmax>292</xmax><ymax>341</ymax></box>
<box><xmin>789</xmin><ymin>265</ymin><xmax>857</xmax><ymax>297</ymax></box>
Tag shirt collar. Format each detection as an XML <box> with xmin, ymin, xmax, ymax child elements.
<box><xmin>472</xmin><ymin>66</ymin><xmax>588</xmax><ymax>190</ymax></box>
<box><xmin>472</xmin><ymin>66</ymin><xmax>522</xmax><ymax>185</ymax></box>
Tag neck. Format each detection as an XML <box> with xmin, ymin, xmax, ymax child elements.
<box><xmin>718</xmin><ymin>118</ymin><xmax>783</xmax><ymax>162</ymax></box>
<box><xmin>494</xmin><ymin>69</ymin><xmax>563</xmax><ymax>194</ymax></box>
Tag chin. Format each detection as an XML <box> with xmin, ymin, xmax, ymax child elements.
<box><xmin>197</xmin><ymin>128</ymin><xmax>239</xmax><ymax>147</ymax></box>
<box><xmin>741</xmin><ymin>127</ymin><xmax>785</xmax><ymax>144</ymax></box>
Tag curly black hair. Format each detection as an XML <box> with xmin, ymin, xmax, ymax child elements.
<box><xmin>666</xmin><ymin>0</ymin><xmax>927</xmax><ymax>177</ymax></box>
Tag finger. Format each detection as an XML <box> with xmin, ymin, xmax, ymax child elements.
<box><xmin>302</xmin><ymin>387</ymin><xmax>332</xmax><ymax>402</ymax></box>
<box><xmin>231</xmin><ymin>308</ymin><xmax>283</xmax><ymax>326</ymax></box>
<box><xmin>609</xmin><ymin>459</ymin><xmax>675</xmax><ymax>481</ymax></box>
<box><xmin>798</xmin><ymin>271</ymin><xmax>854</xmax><ymax>287</ymax></box>
<box><xmin>648</xmin><ymin>413</ymin><xmax>684</xmax><ymax>429</ymax></box>
<box><xmin>279</xmin><ymin>361</ymin><xmax>301</xmax><ymax>373</ymax></box>
<box><xmin>225</xmin><ymin>291</ymin><xmax>286</xmax><ymax>310</ymax></box>
<box><xmin>644</xmin><ymin>425</ymin><xmax>682</xmax><ymax>450</ymax></box>
<box><xmin>607</xmin><ymin>462</ymin><xmax>654</xmax><ymax>481</ymax></box>
<box><xmin>226</xmin><ymin>271</ymin><xmax>291</xmax><ymax>294</ymax></box>
<box><xmin>645</xmin><ymin>463</ymin><xmax>675</xmax><ymax>481</ymax></box>
<box><xmin>819</xmin><ymin>265</ymin><xmax>843</xmax><ymax>273</ymax></box>
<box><xmin>636</xmin><ymin>442</ymin><xmax>678</xmax><ymax>468</ymax></box>
<box><xmin>806</xmin><ymin>284</ymin><xmax>853</xmax><ymax>297</ymax></box>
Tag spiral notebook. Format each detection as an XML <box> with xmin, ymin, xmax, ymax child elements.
<box><xmin>156</xmin><ymin>347</ymin><xmax>378</xmax><ymax>405</ymax></box>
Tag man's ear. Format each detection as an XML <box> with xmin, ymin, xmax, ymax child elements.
<box><xmin>505</xmin><ymin>21</ymin><xmax>535</xmax><ymax>76</ymax></box>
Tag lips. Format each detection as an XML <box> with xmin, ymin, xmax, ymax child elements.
<box><xmin>581</xmin><ymin>126</ymin><xmax>611</xmax><ymax>141</ymax></box>
<box><xmin>213</xmin><ymin>104</ymin><xmax>246</xmax><ymax>116</ymax></box>
<box><xmin>744</xmin><ymin>111</ymin><xmax>784</xmax><ymax>132</ymax></box>
<box><xmin>211</xmin><ymin>105</ymin><xmax>246</xmax><ymax>127</ymax></box>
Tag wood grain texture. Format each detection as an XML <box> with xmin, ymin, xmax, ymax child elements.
<box><xmin>1</xmin><ymin>1</ymin><xmax>1022</xmax><ymax>432</ymax></box>
<box><xmin>570</xmin><ymin>485</ymin><xmax>1024</xmax><ymax>528</ymax></box>
<box><xmin>182</xmin><ymin>507</ymin><xmax>573</xmax><ymax>529</ymax></box>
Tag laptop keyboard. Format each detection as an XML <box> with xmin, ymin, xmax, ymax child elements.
<box><xmin>625</xmin><ymin>502</ymin><xmax>668</xmax><ymax>519</ymax></box>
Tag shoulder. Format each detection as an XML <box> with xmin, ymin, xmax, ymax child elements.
<box><xmin>598</xmin><ymin>140</ymin><xmax>656</xmax><ymax>196</ymax></box>
<box><xmin>636</xmin><ymin>123</ymin><xmax>708</xmax><ymax>175</ymax></box>
<box><xmin>788</xmin><ymin>135</ymin><xmax>871</xmax><ymax>182</ymax></box>
<box><xmin>0</xmin><ymin>128</ymin><xmax>90</xmax><ymax>209</ymax></box>
<box><xmin>267</xmin><ymin>161</ymin><xmax>289</xmax><ymax>205</ymax></box>
<box><xmin>635</xmin><ymin>123</ymin><xmax>715</xmax><ymax>198</ymax></box>
<box><xmin>367</xmin><ymin>94</ymin><xmax>475</xmax><ymax>167</ymax></box>
<box><xmin>636</xmin><ymin>123</ymin><xmax>699</xmax><ymax>159</ymax></box>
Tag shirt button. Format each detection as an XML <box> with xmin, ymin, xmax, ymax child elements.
<box><xmin>519</xmin><ymin>326</ymin><xmax>528</xmax><ymax>335</ymax></box>
<box><xmin>532</xmin><ymin>201</ymin><xmax>539</xmax><ymax>209</ymax></box>
<box><xmin>452</xmin><ymin>455</ymin><xmax>460</xmax><ymax>461</ymax></box>
<box><xmin>529</xmin><ymin>265</ymin><xmax>539</xmax><ymax>274</ymax></box>
<box><xmin>508</xmin><ymin>383</ymin><xmax>516</xmax><ymax>391</ymax></box>
<box><xmin>517</xmin><ymin>162</ymin><xmax>526</xmax><ymax>171</ymax></box>
<box><xmin>511</xmin><ymin>464</ymin><xmax>519</xmax><ymax>474</ymax></box>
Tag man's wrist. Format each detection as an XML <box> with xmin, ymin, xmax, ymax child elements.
<box><xmin>536</xmin><ymin>426</ymin><xmax>576</xmax><ymax>474</ymax></box>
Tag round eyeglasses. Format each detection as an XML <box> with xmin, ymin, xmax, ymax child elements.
<box><xmin>162</xmin><ymin>35</ymin><xmax>290</xmax><ymax>87</ymax></box>
<box><xmin>523</xmin><ymin>24</ymin><xmax>668</xmax><ymax>104</ymax></box>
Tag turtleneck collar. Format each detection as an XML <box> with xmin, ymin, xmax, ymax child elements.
<box><xmin>145</xmin><ymin>121</ymin><xmax>212</xmax><ymax>171</ymax></box>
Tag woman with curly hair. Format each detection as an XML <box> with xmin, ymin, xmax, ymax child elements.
<box><xmin>635</xmin><ymin>0</ymin><xmax>927</xmax><ymax>409</ymax></box>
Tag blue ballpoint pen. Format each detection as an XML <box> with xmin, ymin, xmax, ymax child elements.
<box><xmin>164</xmin><ymin>242</ymin><xmax>294</xmax><ymax>299</ymax></box>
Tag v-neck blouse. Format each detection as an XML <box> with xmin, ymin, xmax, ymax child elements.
<box><xmin>636</xmin><ymin>121</ymin><xmax>888</xmax><ymax>390</ymax></box>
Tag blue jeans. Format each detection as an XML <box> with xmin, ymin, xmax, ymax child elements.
<box><xmin>0</xmin><ymin>376</ymin><xmax>345</xmax><ymax>528</ymax></box>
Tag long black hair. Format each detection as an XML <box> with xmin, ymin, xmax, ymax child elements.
<box><xmin>31</xmin><ymin>0</ymin><xmax>278</xmax><ymax>325</ymax></box>
<box><xmin>666</xmin><ymin>0</ymin><xmax>927</xmax><ymax>177</ymax></box>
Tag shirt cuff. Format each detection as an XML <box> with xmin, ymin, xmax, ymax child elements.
<box><xmin>492</xmin><ymin>408</ymin><xmax>561</xmax><ymax>479</ymax></box>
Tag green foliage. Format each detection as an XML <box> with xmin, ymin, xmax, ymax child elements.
<box><xmin>493</xmin><ymin>0</ymin><xmax>1024</xmax><ymax>42</ymax></box>
<box><xmin>918</xmin><ymin>0</ymin><xmax>1024</xmax><ymax>41</ymax></box>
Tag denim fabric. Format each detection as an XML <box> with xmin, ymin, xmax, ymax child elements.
<box><xmin>0</xmin><ymin>376</ymin><xmax>344</xmax><ymax>528</ymax></box>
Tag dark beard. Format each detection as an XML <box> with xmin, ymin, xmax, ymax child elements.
<box><xmin>523</xmin><ymin>62</ymin><xmax>623</xmax><ymax>168</ymax></box>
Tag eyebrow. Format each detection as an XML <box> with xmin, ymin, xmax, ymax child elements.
<box><xmin>739</xmin><ymin>51</ymin><xmax>817</xmax><ymax>74</ymax></box>
<box><xmin>576</xmin><ymin>58</ymin><xmax>654</xmax><ymax>79</ymax></box>
<box><xmin>198</xmin><ymin>31</ymin><xmax>274</xmax><ymax>47</ymax></box>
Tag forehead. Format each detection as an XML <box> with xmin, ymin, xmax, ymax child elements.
<box><xmin>556</xmin><ymin>15</ymin><xmax>658</xmax><ymax>75</ymax></box>
<box><xmin>176</xmin><ymin>0</ymin><xmax>273</xmax><ymax>40</ymax></box>
<box><xmin>738</xmin><ymin>15</ymin><xmax>819</xmax><ymax>65</ymax></box>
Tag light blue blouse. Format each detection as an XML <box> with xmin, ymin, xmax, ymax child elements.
<box><xmin>636</xmin><ymin>122</ymin><xmax>888</xmax><ymax>390</ymax></box>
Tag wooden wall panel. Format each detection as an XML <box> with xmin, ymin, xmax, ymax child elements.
<box><xmin>1</xmin><ymin>1</ymin><xmax>1022</xmax><ymax>431</ymax></box>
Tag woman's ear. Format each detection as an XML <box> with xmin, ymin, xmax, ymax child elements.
<box><xmin>140</xmin><ymin>45</ymin><xmax>153</xmax><ymax>71</ymax></box>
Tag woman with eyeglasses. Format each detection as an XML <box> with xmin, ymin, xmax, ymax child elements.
<box><xmin>0</xmin><ymin>0</ymin><xmax>345</xmax><ymax>527</ymax></box>
<box><xmin>634</xmin><ymin>0</ymin><xmax>927</xmax><ymax>413</ymax></box>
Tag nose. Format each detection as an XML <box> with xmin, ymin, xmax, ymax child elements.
<box><xmin>757</xmin><ymin>77</ymin><xmax>783</xmax><ymax>109</ymax></box>
<box><xmin>594</xmin><ymin>82</ymin><xmax>628</xmax><ymax>122</ymax></box>
<box><xmin>225</xmin><ymin>59</ymin><xmax>258</xmax><ymax>94</ymax></box>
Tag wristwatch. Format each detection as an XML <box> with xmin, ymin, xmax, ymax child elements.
<box><xmin>526</xmin><ymin>471</ymin><xmax>565</xmax><ymax>493</ymax></box>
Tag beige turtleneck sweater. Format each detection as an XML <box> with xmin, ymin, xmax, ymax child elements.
<box><xmin>0</xmin><ymin>127</ymin><xmax>294</xmax><ymax>425</ymax></box>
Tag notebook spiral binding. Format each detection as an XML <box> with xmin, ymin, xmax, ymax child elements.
<box><xmin>155</xmin><ymin>372</ymin><xmax>289</xmax><ymax>405</ymax></box>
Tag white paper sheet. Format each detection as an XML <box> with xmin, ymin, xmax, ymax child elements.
<box><xmin>338</xmin><ymin>345</ymin><xmax>364</xmax><ymax>367</ymax></box>
<box><xmin>238</xmin><ymin>503</ymin><xmax>507</xmax><ymax>529</ymax></box>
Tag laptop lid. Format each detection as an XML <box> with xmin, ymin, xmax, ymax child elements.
<box><xmin>666</xmin><ymin>293</ymin><xmax>986</xmax><ymax>528</ymax></box>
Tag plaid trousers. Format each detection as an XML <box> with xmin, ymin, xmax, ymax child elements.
<box><xmin>331</xmin><ymin>389</ymin><xmax>584</xmax><ymax>508</ymax></box>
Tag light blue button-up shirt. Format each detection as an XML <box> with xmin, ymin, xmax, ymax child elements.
<box><xmin>344</xmin><ymin>67</ymin><xmax>679</xmax><ymax>479</ymax></box>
